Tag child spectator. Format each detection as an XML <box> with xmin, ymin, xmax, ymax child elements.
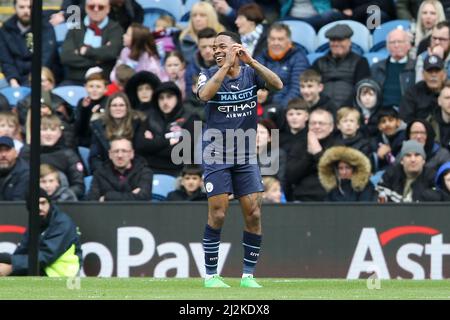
<box><xmin>262</xmin><ymin>176</ymin><xmax>282</xmax><ymax>204</ymax></box>
<box><xmin>20</xmin><ymin>115</ymin><xmax>85</xmax><ymax>199</ymax></box>
<box><xmin>153</xmin><ymin>15</ymin><xmax>178</xmax><ymax>60</ymax></box>
<box><xmin>299</xmin><ymin>69</ymin><xmax>336</xmax><ymax>114</ymax></box>
<box><xmin>110</xmin><ymin>23</ymin><xmax>166</xmax><ymax>83</ymax></box>
<box><xmin>335</xmin><ymin>107</ymin><xmax>371</xmax><ymax>155</ymax></box>
<box><xmin>75</xmin><ymin>71</ymin><xmax>109</xmax><ymax>147</ymax></box>
<box><xmin>354</xmin><ymin>78</ymin><xmax>383</xmax><ymax>138</ymax></box>
<box><xmin>0</xmin><ymin>111</ymin><xmax>23</xmax><ymax>153</ymax></box>
<box><xmin>279</xmin><ymin>98</ymin><xmax>309</xmax><ymax>155</ymax></box>
<box><xmin>163</xmin><ymin>51</ymin><xmax>187</xmax><ymax>101</ymax></box>
<box><xmin>125</xmin><ymin>71</ymin><xmax>161</xmax><ymax>112</ymax></box>
<box><xmin>106</xmin><ymin>64</ymin><xmax>135</xmax><ymax>96</ymax></box>
<box><xmin>434</xmin><ymin>161</ymin><xmax>450</xmax><ymax>200</ymax></box>
<box><xmin>167</xmin><ymin>165</ymin><xmax>207</xmax><ymax>201</ymax></box>
<box><xmin>370</xmin><ymin>108</ymin><xmax>406</xmax><ymax>173</ymax></box>
<box><xmin>40</xmin><ymin>164</ymin><xmax>78</xmax><ymax>202</ymax></box>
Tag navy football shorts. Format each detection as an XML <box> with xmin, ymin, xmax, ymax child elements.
<box><xmin>202</xmin><ymin>163</ymin><xmax>264</xmax><ymax>198</ymax></box>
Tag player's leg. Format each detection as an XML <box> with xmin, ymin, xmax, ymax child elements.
<box><xmin>203</xmin><ymin>169</ymin><xmax>232</xmax><ymax>288</ymax></box>
<box><xmin>233</xmin><ymin>164</ymin><xmax>264</xmax><ymax>288</ymax></box>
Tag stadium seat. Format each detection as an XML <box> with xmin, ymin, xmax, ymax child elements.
<box><xmin>0</xmin><ymin>86</ymin><xmax>31</xmax><ymax>107</ymax></box>
<box><xmin>54</xmin><ymin>22</ymin><xmax>68</xmax><ymax>46</ymax></box>
<box><xmin>371</xmin><ymin>20</ymin><xmax>411</xmax><ymax>52</ymax></box>
<box><xmin>84</xmin><ymin>175</ymin><xmax>93</xmax><ymax>197</ymax></box>
<box><xmin>306</xmin><ymin>51</ymin><xmax>326</xmax><ymax>65</ymax></box>
<box><xmin>364</xmin><ymin>51</ymin><xmax>389</xmax><ymax>66</ymax></box>
<box><xmin>152</xmin><ymin>174</ymin><xmax>176</xmax><ymax>201</ymax></box>
<box><xmin>78</xmin><ymin>146</ymin><xmax>91</xmax><ymax>175</ymax></box>
<box><xmin>138</xmin><ymin>0</ymin><xmax>184</xmax><ymax>20</ymax></box>
<box><xmin>181</xmin><ymin>0</ymin><xmax>198</xmax><ymax>21</ymax></box>
<box><xmin>282</xmin><ymin>20</ymin><xmax>317</xmax><ymax>53</ymax></box>
<box><xmin>52</xmin><ymin>86</ymin><xmax>87</xmax><ymax>107</ymax></box>
<box><xmin>316</xmin><ymin>20</ymin><xmax>371</xmax><ymax>54</ymax></box>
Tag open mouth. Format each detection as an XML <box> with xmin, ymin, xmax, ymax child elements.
<box><xmin>215</xmin><ymin>55</ymin><xmax>225</xmax><ymax>63</ymax></box>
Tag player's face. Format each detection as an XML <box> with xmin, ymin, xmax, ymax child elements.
<box><xmin>213</xmin><ymin>35</ymin><xmax>235</xmax><ymax>67</ymax></box>
<box><xmin>40</xmin><ymin>173</ymin><xmax>60</xmax><ymax>196</ymax></box>
<box><xmin>40</xmin><ymin>125</ymin><xmax>62</xmax><ymax>146</ymax></box>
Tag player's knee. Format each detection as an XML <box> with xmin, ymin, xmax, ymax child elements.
<box><xmin>209</xmin><ymin>208</ymin><xmax>227</xmax><ymax>224</ymax></box>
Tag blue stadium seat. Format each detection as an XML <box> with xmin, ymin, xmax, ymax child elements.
<box><xmin>364</xmin><ymin>51</ymin><xmax>389</xmax><ymax>66</ymax></box>
<box><xmin>84</xmin><ymin>175</ymin><xmax>93</xmax><ymax>196</ymax></box>
<box><xmin>306</xmin><ymin>51</ymin><xmax>326</xmax><ymax>65</ymax></box>
<box><xmin>0</xmin><ymin>86</ymin><xmax>31</xmax><ymax>107</ymax></box>
<box><xmin>54</xmin><ymin>22</ymin><xmax>68</xmax><ymax>46</ymax></box>
<box><xmin>52</xmin><ymin>86</ymin><xmax>87</xmax><ymax>107</ymax></box>
<box><xmin>317</xmin><ymin>20</ymin><xmax>372</xmax><ymax>54</ymax></box>
<box><xmin>371</xmin><ymin>19</ymin><xmax>411</xmax><ymax>52</ymax></box>
<box><xmin>138</xmin><ymin>0</ymin><xmax>184</xmax><ymax>20</ymax></box>
<box><xmin>282</xmin><ymin>20</ymin><xmax>317</xmax><ymax>53</ymax></box>
<box><xmin>152</xmin><ymin>174</ymin><xmax>176</xmax><ymax>201</ymax></box>
<box><xmin>78</xmin><ymin>146</ymin><xmax>91</xmax><ymax>175</ymax></box>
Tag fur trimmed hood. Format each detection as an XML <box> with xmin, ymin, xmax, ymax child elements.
<box><xmin>318</xmin><ymin>146</ymin><xmax>372</xmax><ymax>192</ymax></box>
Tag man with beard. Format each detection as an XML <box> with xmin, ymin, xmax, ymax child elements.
<box><xmin>0</xmin><ymin>189</ymin><xmax>82</xmax><ymax>277</ymax></box>
<box><xmin>0</xmin><ymin>0</ymin><xmax>57</xmax><ymax>87</ymax></box>
<box><xmin>400</xmin><ymin>55</ymin><xmax>446</xmax><ymax>123</ymax></box>
<box><xmin>0</xmin><ymin>136</ymin><xmax>29</xmax><ymax>201</ymax></box>
<box><xmin>428</xmin><ymin>81</ymin><xmax>450</xmax><ymax>151</ymax></box>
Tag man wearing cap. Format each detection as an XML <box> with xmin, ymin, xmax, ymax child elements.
<box><xmin>0</xmin><ymin>136</ymin><xmax>29</xmax><ymax>201</ymax></box>
<box><xmin>60</xmin><ymin>0</ymin><xmax>123</xmax><ymax>85</ymax></box>
<box><xmin>376</xmin><ymin>140</ymin><xmax>438</xmax><ymax>202</ymax></box>
<box><xmin>312</xmin><ymin>23</ymin><xmax>370</xmax><ymax>109</ymax></box>
<box><xmin>0</xmin><ymin>188</ymin><xmax>82</xmax><ymax>277</ymax></box>
<box><xmin>399</xmin><ymin>55</ymin><xmax>446</xmax><ymax>124</ymax></box>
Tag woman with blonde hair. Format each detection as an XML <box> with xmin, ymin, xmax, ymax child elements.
<box><xmin>179</xmin><ymin>1</ymin><xmax>225</xmax><ymax>63</ymax></box>
<box><xmin>413</xmin><ymin>0</ymin><xmax>446</xmax><ymax>57</ymax></box>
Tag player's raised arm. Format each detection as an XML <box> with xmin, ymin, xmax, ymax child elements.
<box><xmin>234</xmin><ymin>44</ymin><xmax>284</xmax><ymax>92</ymax></box>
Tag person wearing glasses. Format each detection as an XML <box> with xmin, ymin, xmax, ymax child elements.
<box><xmin>60</xmin><ymin>0</ymin><xmax>123</xmax><ymax>85</ymax></box>
<box><xmin>371</xmin><ymin>28</ymin><xmax>416</xmax><ymax>109</ymax></box>
<box><xmin>415</xmin><ymin>21</ymin><xmax>450</xmax><ymax>83</ymax></box>
<box><xmin>87</xmin><ymin>136</ymin><xmax>153</xmax><ymax>201</ymax></box>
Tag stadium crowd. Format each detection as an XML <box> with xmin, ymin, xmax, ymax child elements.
<box><xmin>0</xmin><ymin>0</ymin><xmax>450</xmax><ymax>203</ymax></box>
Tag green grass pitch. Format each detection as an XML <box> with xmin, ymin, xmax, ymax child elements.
<box><xmin>0</xmin><ymin>278</ymin><xmax>449</xmax><ymax>300</ymax></box>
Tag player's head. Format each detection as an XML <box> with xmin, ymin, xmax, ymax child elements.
<box><xmin>213</xmin><ymin>31</ymin><xmax>242</xmax><ymax>67</ymax></box>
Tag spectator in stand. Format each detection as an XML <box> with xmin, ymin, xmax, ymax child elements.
<box><xmin>167</xmin><ymin>165</ymin><xmax>207</xmax><ymax>201</ymax></box>
<box><xmin>74</xmin><ymin>71</ymin><xmax>109</xmax><ymax>147</ymax></box>
<box><xmin>125</xmin><ymin>71</ymin><xmax>161</xmax><ymax>113</ymax></box>
<box><xmin>371</xmin><ymin>29</ymin><xmax>416</xmax><ymax>109</ymax></box>
<box><xmin>110</xmin><ymin>23</ymin><xmax>165</xmax><ymax>84</ymax></box>
<box><xmin>134</xmin><ymin>82</ymin><xmax>199</xmax><ymax>176</ymax></box>
<box><xmin>163</xmin><ymin>51</ymin><xmax>187</xmax><ymax>101</ymax></box>
<box><xmin>396</xmin><ymin>0</ymin><xmax>423</xmax><ymax>21</ymax></box>
<box><xmin>433</xmin><ymin>161</ymin><xmax>450</xmax><ymax>200</ymax></box>
<box><xmin>279</xmin><ymin>98</ymin><xmax>309</xmax><ymax>155</ymax></box>
<box><xmin>376</xmin><ymin>139</ymin><xmax>439</xmax><ymax>202</ymax></box>
<box><xmin>0</xmin><ymin>0</ymin><xmax>57</xmax><ymax>87</ymax></box>
<box><xmin>185</xmin><ymin>28</ymin><xmax>217</xmax><ymax>100</ymax></box>
<box><xmin>335</xmin><ymin>107</ymin><xmax>371</xmax><ymax>155</ymax></box>
<box><xmin>280</xmin><ymin>0</ymin><xmax>345</xmax><ymax>31</ymax></box>
<box><xmin>318</xmin><ymin>146</ymin><xmax>376</xmax><ymax>202</ymax></box>
<box><xmin>299</xmin><ymin>69</ymin><xmax>336</xmax><ymax>114</ymax></box>
<box><xmin>0</xmin><ymin>136</ymin><xmax>29</xmax><ymax>201</ymax></box>
<box><xmin>354</xmin><ymin>78</ymin><xmax>383</xmax><ymax>138</ymax></box>
<box><xmin>256</xmin><ymin>23</ymin><xmax>309</xmax><ymax>110</ymax></box>
<box><xmin>108</xmin><ymin>0</ymin><xmax>144</xmax><ymax>32</ymax></box>
<box><xmin>179</xmin><ymin>1</ymin><xmax>225</xmax><ymax>64</ymax></box>
<box><xmin>153</xmin><ymin>15</ymin><xmax>178</xmax><ymax>61</ymax></box>
<box><xmin>428</xmin><ymin>80</ymin><xmax>450</xmax><ymax>151</ymax></box>
<box><xmin>312</xmin><ymin>24</ymin><xmax>371</xmax><ymax>109</ymax></box>
<box><xmin>0</xmin><ymin>112</ymin><xmax>23</xmax><ymax>153</ymax></box>
<box><xmin>261</xmin><ymin>176</ymin><xmax>282</xmax><ymax>204</ymax></box>
<box><xmin>405</xmin><ymin>119</ymin><xmax>450</xmax><ymax>176</ymax></box>
<box><xmin>412</xmin><ymin>0</ymin><xmax>446</xmax><ymax>58</ymax></box>
<box><xmin>106</xmin><ymin>64</ymin><xmax>135</xmax><ymax>96</ymax></box>
<box><xmin>401</xmin><ymin>54</ymin><xmax>445</xmax><ymax>123</ymax></box>
<box><xmin>415</xmin><ymin>21</ymin><xmax>450</xmax><ymax>82</ymax></box>
<box><xmin>60</xmin><ymin>0</ymin><xmax>123</xmax><ymax>85</ymax></box>
<box><xmin>212</xmin><ymin>0</ymin><xmax>254</xmax><ymax>33</ymax></box>
<box><xmin>334</xmin><ymin>0</ymin><xmax>397</xmax><ymax>25</ymax></box>
<box><xmin>285</xmin><ymin>107</ymin><xmax>336</xmax><ymax>201</ymax></box>
<box><xmin>89</xmin><ymin>92</ymin><xmax>143</xmax><ymax>173</ymax></box>
<box><xmin>40</xmin><ymin>164</ymin><xmax>78</xmax><ymax>202</ymax></box>
<box><xmin>235</xmin><ymin>3</ymin><xmax>268</xmax><ymax>58</ymax></box>
<box><xmin>87</xmin><ymin>137</ymin><xmax>153</xmax><ymax>201</ymax></box>
<box><xmin>20</xmin><ymin>115</ymin><xmax>85</xmax><ymax>199</ymax></box>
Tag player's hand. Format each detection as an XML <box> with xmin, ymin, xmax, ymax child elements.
<box><xmin>223</xmin><ymin>46</ymin><xmax>238</xmax><ymax>69</ymax></box>
<box><xmin>233</xmin><ymin>44</ymin><xmax>254</xmax><ymax>65</ymax></box>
